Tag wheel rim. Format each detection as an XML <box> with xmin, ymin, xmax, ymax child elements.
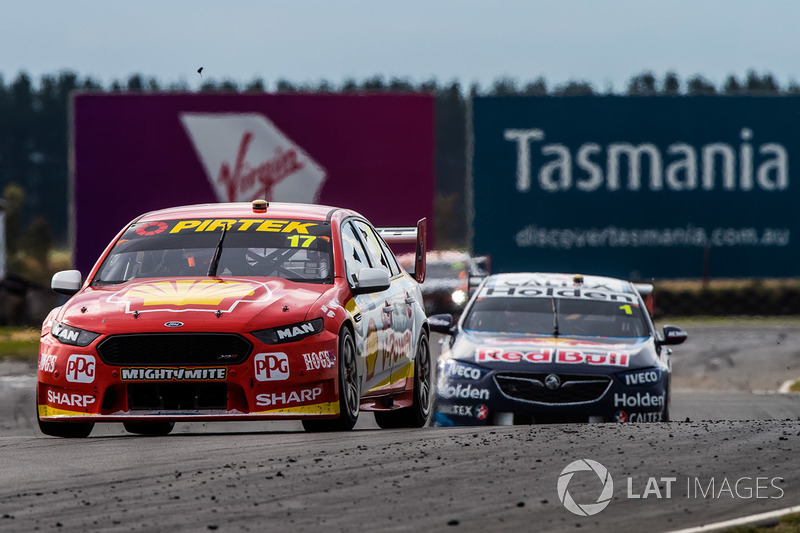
<box><xmin>341</xmin><ymin>334</ymin><xmax>359</xmax><ymax>418</ymax></box>
<box><xmin>417</xmin><ymin>336</ymin><xmax>431</xmax><ymax>415</ymax></box>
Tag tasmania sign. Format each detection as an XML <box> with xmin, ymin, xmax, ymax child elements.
<box><xmin>471</xmin><ymin>96</ymin><xmax>799</xmax><ymax>278</ymax></box>
<box><xmin>72</xmin><ymin>93</ymin><xmax>434</xmax><ymax>273</ymax></box>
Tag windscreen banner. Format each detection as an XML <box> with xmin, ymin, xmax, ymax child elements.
<box><xmin>471</xmin><ymin>96</ymin><xmax>798</xmax><ymax>278</ymax></box>
<box><xmin>72</xmin><ymin>93</ymin><xmax>434</xmax><ymax>273</ymax></box>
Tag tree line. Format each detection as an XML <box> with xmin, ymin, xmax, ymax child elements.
<box><xmin>0</xmin><ymin>68</ymin><xmax>797</xmax><ymax>273</ymax></box>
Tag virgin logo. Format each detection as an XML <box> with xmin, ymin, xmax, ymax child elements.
<box><xmin>180</xmin><ymin>113</ymin><xmax>327</xmax><ymax>203</ymax></box>
<box><xmin>218</xmin><ymin>132</ymin><xmax>304</xmax><ymax>202</ymax></box>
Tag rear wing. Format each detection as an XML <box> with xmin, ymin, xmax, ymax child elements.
<box><xmin>633</xmin><ymin>282</ymin><xmax>655</xmax><ymax>316</ymax></box>
<box><xmin>376</xmin><ymin>218</ymin><xmax>427</xmax><ymax>283</ymax></box>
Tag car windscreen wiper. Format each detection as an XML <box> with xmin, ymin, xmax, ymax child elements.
<box><xmin>207</xmin><ymin>225</ymin><xmax>228</xmax><ymax>277</ymax></box>
<box><xmin>551</xmin><ymin>296</ymin><xmax>560</xmax><ymax>337</ymax></box>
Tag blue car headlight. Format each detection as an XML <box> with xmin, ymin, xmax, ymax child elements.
<box><xmin>51</xmin><ymin>321</ymin><xmax>101</xmax><ymax>347</ymax></box>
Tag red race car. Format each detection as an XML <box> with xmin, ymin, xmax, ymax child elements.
<box><xmin>37</xmin><ymin>200</ymin><xmax>430</xmax><ymax>437</ymax></box>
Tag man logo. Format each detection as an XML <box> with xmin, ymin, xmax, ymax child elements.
<box><xmin>545</xmin><ymin>374</ymin><xmax>561</xmax><ymax>390</ymax></box>
<box><xmin>557</xmin><ymin>459</ymin><xmax>613</xmax><ymax>516</ymax></box>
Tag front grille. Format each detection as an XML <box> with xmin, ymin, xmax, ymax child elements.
<box><xmin>98</xmin><ymin>333</ymin><xmax>252</xmax><ymax>366</ymax></box>
<box><xmin>127</xmin><ymin>383</ymin><xmax>228</xmax><ymax>410</ymax></box>
<box><xmin>494</xmin><ymin>373</ymin><xmax>611</xmax><ymax>405</ymax></box>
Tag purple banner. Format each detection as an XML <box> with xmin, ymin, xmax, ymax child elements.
<box><xmin>72</xmin><ymin>93</ymin><xmax>435</xmax><ymax>274</ymax></box>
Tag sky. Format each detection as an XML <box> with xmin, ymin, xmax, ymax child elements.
<box><xmin>1</xmin><ymin>1</ymin><xmax>799</xmax><ymax>93</ymax></box>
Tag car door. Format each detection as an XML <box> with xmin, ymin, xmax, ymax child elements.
<box><xmin>351</xmin><ymin>219</ymin><xmax>409</xmax><ymax>394</ymax></box>
<box><xmin>340</xmin><ymin>220</ymin><xmax>394</xmax><ymax>395</ymax></box>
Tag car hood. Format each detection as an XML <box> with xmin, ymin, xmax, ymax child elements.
<box><xmin>446</xmin><ymin>330</ymin><xmax>659</xmax><ymax>372</ymax></box>
<box><xmin>54</xmin><ymin>277</ymin><xmax>332</xmax><ymax>334</ymax></box>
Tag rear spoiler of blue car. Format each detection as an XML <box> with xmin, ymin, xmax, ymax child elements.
<box><xmin>633</xmin><ymin>283</ymin><xmax>655</xmax><ymax>316</ymax></box>
<box><xmin>376</xmin><ymin>218</ymin><xmax>427</xmax><ymax>284</ymax></box>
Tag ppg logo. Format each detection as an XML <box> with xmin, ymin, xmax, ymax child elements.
<box><xmin>66</xmin><ymin>354</ymin><xmax>96</xmax><ymax>383</ymax></box>
<box><xmin>254</xmin><ymin>353</ymin><xmax>290</xmax><ymax>381</ymax></box>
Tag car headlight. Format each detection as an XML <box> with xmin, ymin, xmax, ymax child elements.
<box><xmin>251</xmin><ymin>318</ymin><xmax>324</xmax><ymax>344</ymax></box>
<box><xmin>51</xmin><ymin>321</ymin><xmax>101</xmax><ymax>347</ymax></box>
<box><xmin>451</xmin><ymin>289</ymin><xmax>467</xmax><ymax>306</ymax></box>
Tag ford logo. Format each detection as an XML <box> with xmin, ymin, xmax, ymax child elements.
<box><xmin>164</xmin><ymin>321</ymin><xmax>184</xmax><ymax>328</ymax></box>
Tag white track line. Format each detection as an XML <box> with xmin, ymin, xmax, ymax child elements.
<box><xmin>668</xmin><ymin>504</ymin><xmax>800</xmax><ymax>533</ymax></box>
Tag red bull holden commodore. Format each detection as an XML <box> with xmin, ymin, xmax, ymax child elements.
<box><xmin>430</xmin><ymin>273</ymin><xmax>687</xmax><ymax>426</ymax></box>
<box><xmin>37</xmin><ymin>200</ymin><xmax>431</xmax><ymax>437</ymax></box>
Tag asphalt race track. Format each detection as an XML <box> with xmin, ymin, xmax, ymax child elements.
<box><xmin>2</xmin><ymin>322</ymin><xmax>800</xmax><ymax>532</ymax></box>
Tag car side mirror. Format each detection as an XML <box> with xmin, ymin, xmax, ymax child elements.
<box><xmin>354</xmin><ymin>268</ymin><xmax>391</xmax><ymax>294</ymax></box>
<box><xmin>661</xmin><ymin>325</ymin><xmax>687</xmax><ymax>346</ymax></box>
<box><xmin>428</xmin><ymin>313</ymin><xmax>454</xmax><ymax>334</ymax></box>
<box><xmin>51</xmin><ymin>270</ymin><xmax>83</xmax><ymax>296</ymax></box>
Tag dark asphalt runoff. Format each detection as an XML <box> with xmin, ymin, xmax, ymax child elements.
<box><xmin>1</xmin><ymin>322</ymin><xmax>799</xmax><ymax>532</ymax></box>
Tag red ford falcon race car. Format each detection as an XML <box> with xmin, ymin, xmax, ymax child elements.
<box><xmin>430</xmin><ymin>273</ymin><xmax>687</xmax><ymax>426</ymax></box>
<box><xmin>37</xmin><ymin>201</ymin><xmax>431</xmax><ymax>437</ymax></box>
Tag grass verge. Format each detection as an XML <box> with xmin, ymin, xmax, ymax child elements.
<box><xmin>0</xmin><ymin>327</ymin><xmax>41</xmax><ymax>362</ymax></box>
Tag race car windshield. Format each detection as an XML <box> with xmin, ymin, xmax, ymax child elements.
<box><xmin>92</xmin><ymin>218</ymin><xmax>333</xmax><ymax>284</ymax></box>
<box><xmin>463</xmin><ymin>296</ymin><xmax>648</xmax><ymax>338</ymax></box>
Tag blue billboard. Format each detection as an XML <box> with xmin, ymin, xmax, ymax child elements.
<box><xmin>471</xmin><ymin>96</ymin><xmax>798</xmax><ymax>278</ymax></box>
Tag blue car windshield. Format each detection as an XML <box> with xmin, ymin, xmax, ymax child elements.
<box><xmin>463</xmin><ymin>296</ymin><xmax>649</xmax><ymax>338</ymax></box>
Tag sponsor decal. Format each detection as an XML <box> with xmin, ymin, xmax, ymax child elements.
<box><xmin>66</xmin><ymin>355</ymin><xmax>96</xmax><ymax>383</ymax></box>
<box><xmin>47</xmin><ymin>390</ymin><xmax>95</xmax><ymax>408</ymax></box>
<box><xmin>254</xmin><ymin>353</ymin><xmax>290</xmax><ymax>381</ymax></box>
<box><xmin>168</xmin><ymin>219</ymin><xmax>318</xmax><ymax>234</ymax></box>
<box><xmin>622</xmin><ymin>369</ymin><xmax>660</xmax><ymax>386</ymax></box>
<box><xmin>120</xmin><ymin>367</ymin><xmax>227</xmax><ymax>381</ymax></box>
<box><xmin>615</xmin><ymin>410</ymin><xmax>663</xmax><ymax>423</ymax></box>
<box><xmin>437</xmin><ymin>383</ymin><xmax>490</xmax><ymax>400</ymax></box>
<box><xmin>135</xmin><ymin>221</ymin><xmax>168</xmax><ymax>236</ymax></box>
<box><xmin>38</xmin><ymin>354</ymin><xmax>57</xmax><ymax>373</ymax></box>
<box><xmin>439</xmin><ymin>404</ymin><xmax>474</xmax><ymax>417</ymax></box>
<box><xmin>108</xmin><ymin>278</ymin><xmax>269</xmax><ymax>315</ymax></box>
<box><xmin>164</xmin><ymin>321</ymin><xmax>184</xmax><ymax>328</ymax></box>
<box><xmin>52</xmin><ymin>323</ymin><xmax>80</xmax><ymax>344</ymax></box>
<box><xmin>613</xmin><ymin>392</ymin><xmax>665</xmax><ymax>408</ymax></box>
<box><xmin>302</xmin><ymin>351</ymin><xmax>335</xmax><ymax>371</ymax></box>
<box><xmin>444</xmin><ymin>360</ymin><xmax>483</xmax><ymax>380</ymax></box>
<box><xmin>476</xmin><ymin>404</ymin><xmax>489</xmax><ymax>420</ymax></box>
<box><xmin>277</xmin><ymin>322</ymin><xmax>317</xmax><ymax>341</ymax></box>
<box><xmin>179</xmin><ymin>113</ymin><xmax>327</xmax><ymax>204</ymax></box>
<box><xmin>479</xmin><ymin>285</ymin><xmax>635</xmax><ymax>303</ymax></box>
<box><xmin>476</xmin><ymin>348</ymin><xmax>629</xmax><ymax>367</ymax></box>
<box><xmin>256</xmin><ymin>386</ymin><xmax>323</xmax><ymax>407</ymax></box>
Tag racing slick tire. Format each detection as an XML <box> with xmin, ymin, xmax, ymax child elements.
<box><xmin>37</xmin><ymin>417</ymin><xmax>94</xmax><ymax>438</ymax></box>
<box><xmin>374</xmin><ymin>330</ymin><xmax>432</xmax><ymax>429</ymax></box>
<box><xmin>302</xmin><ymin>327</ymin><xmax>359</xmax><ymax>432</ymax></box>
<box><xmin>663</xmin><ymin>389</ymin><xmax>671</xmax><ymax>422</ymax></box>
<box><xmin>123</xmin><ymin>421</ymin><xmax>175</xmax><ymax>436</ymax></box>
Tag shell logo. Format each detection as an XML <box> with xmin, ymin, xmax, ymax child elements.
<box><xmin>108</xmin><ymin>279</ymin><xmax>270</xmax><ymax>314</ymax></box>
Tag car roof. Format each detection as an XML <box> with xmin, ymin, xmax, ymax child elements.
<box><xmin>134</xmin><ymin>201</ymin><xmax>358</xmax><ymax>223</ymax></box>
<box><xmin>482</xmin><ymin>272</ymin><xmax>637</xmax><ymax>295</ymax></box>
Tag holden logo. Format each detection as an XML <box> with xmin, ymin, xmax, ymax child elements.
<box><xmin>545</xmin><ymin>374</ymin><xmax>561</xmax><ymax>390</ymax></box>
<box><xmin>164</xmin><ymin>321</ymin><xmax>184</xmax><ymax>328</ymax></box>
